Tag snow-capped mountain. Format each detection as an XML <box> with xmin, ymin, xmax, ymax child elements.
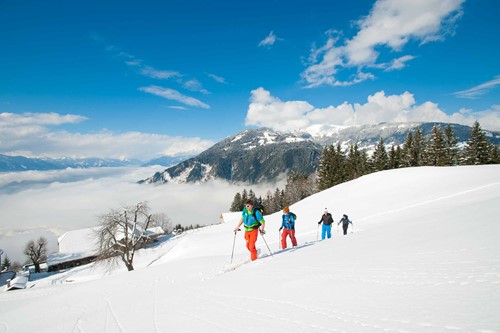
<box><xmin>141</xmin><ymin>122</ymin><xmax>500</xmax><ymax>184</ymax></box>
<box><xmin>305</xmin><ymin>121</ymin><xmax>500</xmax><ymax>149</ymax></box>
<box><xmin>140</xmin><ymin>128</ymin><xmax>323</xmax><ymax>184</ymax></box>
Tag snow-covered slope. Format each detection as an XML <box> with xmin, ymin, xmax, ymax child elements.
<box><xmin>1</xmin><ymin>166</ymin><xmax>499</xmax><ymax>332</ymax></box>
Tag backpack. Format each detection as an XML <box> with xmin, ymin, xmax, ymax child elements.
<box><xmin>252</xmin><ymin>202</ymin><xmax>265</xmax><ymax>219</ymax></box>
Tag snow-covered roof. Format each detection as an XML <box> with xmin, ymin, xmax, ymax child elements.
<box><xmin>4</xmin><ymin>275</ymin><xmax>28</xmax><ymax>291</ymax></box>
<box><xmin>57</xmin><ymin>227</ymin><xmax>98</xmax><ymax>258</ymax></box>
<box><xmin>145</xmin><ymin>226</ymin><xmax>164</xmax><ymax>237</ymax></box>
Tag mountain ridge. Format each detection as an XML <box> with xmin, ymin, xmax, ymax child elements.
<box><xmin>141</xmin><ymin>122</ymin><xmax>500</xmax><ymax>184</ymax></box>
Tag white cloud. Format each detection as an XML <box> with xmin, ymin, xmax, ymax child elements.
<box><xmin>0</xmin><ymin>112</ymin><xmax>214</xmax><ymax>160</ymax></box>
<box><xmin>139</xmin><ymin>85</ymin><xmax>210</xmax><ymax>109</ymax></box>
<box><xmin>302</xmin><ymin>0</ymin><xmax>464</xmax><ymax>87</ymax></box>
<box><xmin>0</xmin><ymin>112</ymin><xmax>87</xmax><ymax>126</ymax></box>
<box><xmin>246</xmin><ymin>88</ymin><xmax>313</xmax><ymax>131</ymax></box>
<box><xmin>258</xmin><ymin>31</ymin><xmax>281</xmax><ymax>48</ymax></box>
<box><xmin>246</xmin><ymin>88</ymin><xmax>500</xmax><ymax>132</ymax></box>
<box><xmin>383</xmin><ymin>55</ymin><xmax>416</xmax><ymax>71</ymax></box>
<box><xmin>205</xmin><ymin>72</ymin><xmax>227</xmax><ymax>84</ymax></box>
<box><xmin>140</xmin><ymin>66</ymin><xmax>180</xmax><ymax>79</ymax></box>
<box><xmin>94</xmin><ymin>36</ymin><xmax>180</xmax><ymax>81</ymax></box>
<box><xmin>452</xmin><ymin>75</ymin><xmax>500</xmax><ymax>99</ymax></box>
<box><xmin>183</xmin><ymin>79</ymin><xmax>210</xmax><ymax>95</ymax></box>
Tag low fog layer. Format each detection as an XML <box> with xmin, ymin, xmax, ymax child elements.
<box><xmin>0</xmin><ymin>166</ymin><xmax>284</xmax><ymax>263</ymax></box>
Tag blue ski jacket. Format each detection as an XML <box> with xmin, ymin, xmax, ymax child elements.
<box><xmin>242</xmin><ymin>208</ymin><xmax>265</xmax><ymax>232</ymax></box>
<box><xmin>280</xmin><ymin>213</ymin><xmax>296</xmax><ymax>230</ymax></box>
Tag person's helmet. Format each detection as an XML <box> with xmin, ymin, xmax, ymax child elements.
<box><xmin>283</xmin><ymin>206</ymin><xmax>290</xmax><ymax>213</ymax></box>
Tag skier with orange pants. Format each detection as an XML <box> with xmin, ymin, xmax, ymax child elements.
<box><xmin>234</xmin><ymin>199</ymin><xmax>265</xmax><ymax>261</ymax></box>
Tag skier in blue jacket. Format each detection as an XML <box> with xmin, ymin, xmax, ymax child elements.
<box><xmin>279</xmin><ymin>206</ymin><xmax>297</xmax><ymax>249</ymax></box>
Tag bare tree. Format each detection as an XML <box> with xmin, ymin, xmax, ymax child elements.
<box><xmin>95</xmin><ymin>202</ymin><xmax>153</xmax><ymax>271</ymax></box>
<box><xmin>150</xmin><ymin>212</ymin><xmax>171</xmax><ymax>234</ymax></box>
<box><xmin>24</xmin><ymin>237</ymin><xmax>48</xmax><ymax>273</ymax></box>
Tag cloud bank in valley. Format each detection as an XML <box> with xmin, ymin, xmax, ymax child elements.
<box><xmin>0</xmin><ymin>167</ymin><xmax>284</xmax><ymax>263</ymax></box>
<box><xmin>246</xmin><ymin>87</ymin><xmax>500</xmax><ymax>132</ymax></box>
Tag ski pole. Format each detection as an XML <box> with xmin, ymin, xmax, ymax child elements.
<box><xmin>230</xmin><ymin>229</ymin><xmax>239</xmax><ymax>263</ymax></box>
<box><xmin>260</xmin><ymin>230</ymin><xmax>273</xmax><ymax>257</ymax></box>
<box><xmin>278</xmin><ymin>230</ymin><xmax>281</xmax><ymax>250</ymax></box>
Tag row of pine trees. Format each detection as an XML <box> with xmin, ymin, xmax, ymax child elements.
<box><xmin>230</xmin><ymin>121</ymin><xmax>499</xmax><ymax>214</ymax></box>
<box><xmin>318</xmin><ymin>121</ymin><xmax>499</xmax><ymax>190</ymax></box>
<box><xmin>229</xmin><ymin>172</ymin><xmax>317</xmax><ymax>214</ymax></box>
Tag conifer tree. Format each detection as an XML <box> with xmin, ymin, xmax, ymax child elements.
<box><xmin>401</xmin><ymin>131</ymin><xmax>414</xmax><ymax>167</ymax></box>
<box><xmin>1</xmin><ymin>256</ymin><xmax>12</xmax><ymax>271</ymax></box>
<box><xmin>412</xmin><ymin>128</ymin><xmax>426</xmax><ymax>166</ymax></box>
<box><xmin>272</xmin><ymin>188</ymin><xmax>282</xmax><ymax>212</ymax></box>
<box><xmin>241</xmin><ymin>189</ymin><xmax>248</xmax><ymax>205</ymax></box>
<box><xmin>389</xmin><ymin>145</ymin><xmax>402</xmax><ymax>169</ymax></box>
<box><xmin>444</xmin><ymin>124</ymin><xmax>459</xmax><ymax>165</ymax></box>
<box><xmin>248</xmin><ymin>189</ymin><xmax>256</xmax><ymax>201</ymax></box>
<box><xmin>491</xmin><ymin>145</ymin><xmax>500</xmax><ymax>164</ymax></box>
<box><xmin>464</xmin><ymin>121</ymin><xmax>496</xmax><ymax>164</ymax></box>
<box><xmin>426</xmin><ymin>125</ymin><xmax>447</xmax><ymax>166</ymax></box>
<box><xmin>229</xmin><ymin>192</ymin><xmax>242</xmax><ymax>212</ymax></box>
<box><xmin>332</xmin><ymin>143</ymin><xmax>347</xmax><ymax>186</ymax></box>
<box><xmin>371</xmin><ymin>138</ymin><xmax>389</xmax><ymax>171</ymax></box>
<box><xmin>346</xmin><ymin>143</ymin><xmax>366</xmax><ymax>180</ymax></box>
<box><xmin>263</xmin><ymin>190</ymin><xmax>274</xmax><ymax>214</ymax></box>
<box><xmin>318</xmin><ymin>145</ymin><xmax>339</xmax><ymax>191</ymax></box>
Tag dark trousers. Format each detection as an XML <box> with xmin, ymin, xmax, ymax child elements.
<box><xmin>343</xmin><ymin>225</ymin><xmax>348</xmax><ymax>235</ymax></box>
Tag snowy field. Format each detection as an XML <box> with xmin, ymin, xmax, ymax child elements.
<box><xmin>0</xmin><ymin>165</ymin><xmax>499</xmax><ymax>332</ymax></box>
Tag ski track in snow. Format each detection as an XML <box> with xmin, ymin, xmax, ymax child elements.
<box><xmin>105</xmin><ymin>298</ymin><xmax>125</xmax><ymax>333</ymax></box>
<box><xmin>70</xmin><ymin>317</ymin><xmax>84</xmax><ymax>333</ymax></box>
<box><xmin>358</xmin><ymin>182</ymin><xmax>500</xmax><ymax>223</ymax></box>
<box><xmin>184</xmin><ymin>286</ymin><xmax>475</xmax><ymax>333</ymax></box>
<box><xmin>218</xmin><ymin>241</ymin><xmax>317</xmax><ymax>275</ymax></box>
<box><xmin>181</xmin><ymin>286</ymin><xmax>340</xmax><ymax>332</ymax></box>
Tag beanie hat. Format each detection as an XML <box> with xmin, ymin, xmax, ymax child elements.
<box><xmin>283</xmin><ymin>206</ymin><xmax>290</xmax><ymax>213</ymax></box>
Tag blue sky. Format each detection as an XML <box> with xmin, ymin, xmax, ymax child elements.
<box><xmin>1</xmin><ymin>0</ymin><xmax>499</xmax><ymax>160</ymax></box>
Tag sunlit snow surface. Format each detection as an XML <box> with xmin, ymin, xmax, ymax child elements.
<box><xmin>1</xmin><ymin>166</ymin><xmax>499</xmax><ymax>332</ymax></box>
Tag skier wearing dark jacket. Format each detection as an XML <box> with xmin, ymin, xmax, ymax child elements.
<box><xmin>338</xmin><ymin>214</ymin><xmax>352</xmax><ymax>235</ymax></box>
<box><xmin>318</xmin><ymin>208</ymin><xmax>334</xmax><ymax>239</ymax></box>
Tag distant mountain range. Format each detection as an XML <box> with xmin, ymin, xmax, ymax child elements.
<box><xmin>0</xmin><ymin>154</ymin><xmax>192</xmax><ymax>172</ymax></box>
<box><xmin>3</xmin><ymin>122</ymin><xmax>499</xmax><ymax>178</ymax></box>
<box><xmin>140</xmin><ymin>122</ymin><xmax>500</xmax><ymax>184</ymax></box>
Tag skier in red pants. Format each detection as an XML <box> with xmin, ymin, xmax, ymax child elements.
<box><xmin>279</xmin><ymin>207</ymin><xmax>297</xmax><ymax>249</ymax></box>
